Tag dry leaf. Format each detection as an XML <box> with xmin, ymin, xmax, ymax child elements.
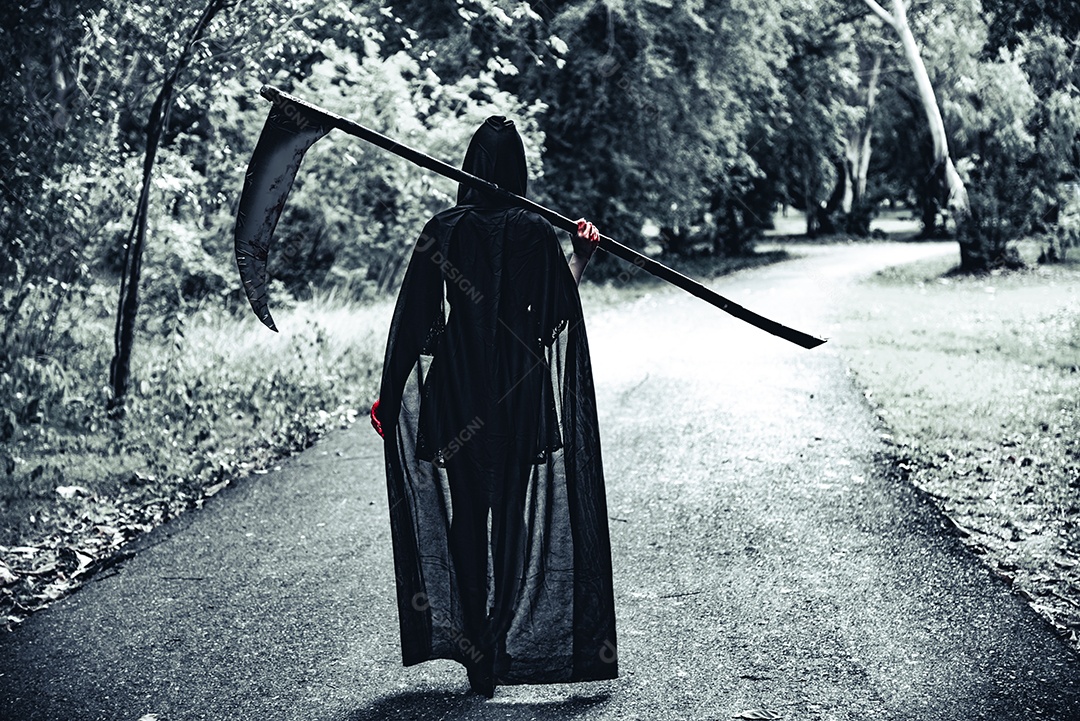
<box><xmin>203</xmin><ymin>479</ymin><xmax>229</xmax><ymax>497</ymax></box>
<box><xmin>0</xmin><ymin>561</ymin><xmax>16</xmax><ymax>585</ymax></box>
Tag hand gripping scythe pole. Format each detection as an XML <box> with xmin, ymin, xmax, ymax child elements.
<box><xmin>234</xmin><ymin>85</ymin><xmax>826</xmax><ymax>349</ymax></box>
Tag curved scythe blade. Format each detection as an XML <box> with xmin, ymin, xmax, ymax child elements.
<box><xmin>234</xmin><ymin>99</ymin><xmax>331</xmax><ymax>331</ymax></box>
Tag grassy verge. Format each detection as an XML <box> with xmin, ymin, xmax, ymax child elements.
<box><xmin>1</xmin><ymin>290</ymin><xmax>388</xmax><ymax>627</ymax></box>
<box><xmin>835</xmin><ymin>241</ymin><xmax>1080</xmax><ymax>647</ymax></box>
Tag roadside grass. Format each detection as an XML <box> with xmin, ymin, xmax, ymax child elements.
<box><xmin>0</xmin><ymin>290</ymin><xmax>389</xmax><ymax>626</ymax></box>
<box><xmin>835</xmin><ymin>241</ymin><xmax>1080</xmax><ymax>647</ymax></box>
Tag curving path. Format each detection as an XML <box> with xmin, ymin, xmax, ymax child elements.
<box><xmin>2</xmin><ymin>242</ymin><xmax>1079</xmax><ymax>721</ymax></box>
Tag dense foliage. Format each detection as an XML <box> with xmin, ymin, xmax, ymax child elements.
<box><xmin>0</xmin><ymin>1</ymin><xmax>1078</xmax><ymax>554</ymax></box>
<box><xmin>2</xmin><ymin>0</ymin><xmax>1077</xmax><ymax>357</ymax></box>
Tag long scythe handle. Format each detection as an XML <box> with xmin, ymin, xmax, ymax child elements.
<box><xmin>259</xmin><ymin>85</ymin><xmax>826</xmax><ymax>349</ymax></box>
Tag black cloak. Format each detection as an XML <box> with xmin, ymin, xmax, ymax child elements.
<box><xmin>378</xmin><ymin>116</ymin><xmax>618</xmax><ymax>685</ymax></box>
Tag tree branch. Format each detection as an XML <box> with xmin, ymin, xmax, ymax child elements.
<box><xmin>833</xmin><ymin>8</ymin><xmax>874</xmax><ymax>27</ymax></box>
<box><xmin>862</xmin><ymin>0</ymin><xmax>895</xmax><ymax>28</ymax></box>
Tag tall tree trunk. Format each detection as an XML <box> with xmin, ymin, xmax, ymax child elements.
<box><xmin>841</xmin><ymin>51</ymin><xmax>882</xmax><ymax>234</ymax></box>
<box><xmin>864</xmin><ymin>0</ymin><xmax>973</xmax><ymax>255</ymax></box>
<box><xmin>803</xmin><ymin>156</ymin><xmax>820</xmax><ymax>236</ymax></box>
<box><xmin>109</xmin><ymin>0</ymin><xmax>229</xmax><ymax>411</ymax></box>
<box><xmin>820</xmin><ymin>50</ymin><xmax>881</xmax><ymax>236</ymax></box>
<box><xmin>816</xmin><ymin>51</ymin><xmax>882</xmax><ymax>237</ymax></box>
<box><xmin>47</xmin><ymin>0</ymin><xmax>73</xmax><ymax>130</ymax></box>
<box><xmin>814</xmin><ymin>159</ymin><xmax>846</xmax><ymax>235</ymax></box>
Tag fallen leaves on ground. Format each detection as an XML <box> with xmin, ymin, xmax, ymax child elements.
<box><xmin>0</xmin><ymin>492</ymin><xmax>188</xmax><ymax>627</ymax></box>
<box><xmin>888</xmin><ymin>444</ymin><xmax>1080</xmax><ymax>650</ymax></box>
<box><xmin>1</xmin><ymin>407</ymin><xmax>361</xmax><ymax>630</ymax></box>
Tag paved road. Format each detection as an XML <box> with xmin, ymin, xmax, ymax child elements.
<box><xmin>3</xmin><ymin>242</ymin><xmax>1079</xmax><ymax>721</ymax></box>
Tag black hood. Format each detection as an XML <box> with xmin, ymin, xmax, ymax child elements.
<box><xmin>456</xmin><ymin>115</ymin><xmax>528</xmax><ymax>204</ymax></box>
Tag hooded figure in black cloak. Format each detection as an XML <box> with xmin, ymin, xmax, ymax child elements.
<box><xmin>371</xmin><ymin>116</ymin><xmax>617</xmax><ymax>697</ymax></box>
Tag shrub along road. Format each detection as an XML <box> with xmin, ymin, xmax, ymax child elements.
<box><xmin>1</xmin><ymin>242</ymin><xmax>1079</xmax><ymax>720</ymax></box>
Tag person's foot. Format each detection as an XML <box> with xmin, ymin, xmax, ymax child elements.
<box><xmin>466</xmin><ymin>662</ymin><xmax>495</xmax><ymax>698</ymax></box>
<box><xmin>465</xmin><ymin>647</ymin><xmax>495</xmax><ymax>699</ymax></box>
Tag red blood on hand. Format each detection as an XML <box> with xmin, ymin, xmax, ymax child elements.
<box><xmin>370</xmin><ymin>399</ymin><xmax>384</xmax><ymax>438</ymax></box>
<box><xmin>575</xmin><ymin>218</ymin><xmax>600</xmax><ymax>252</ymax></box>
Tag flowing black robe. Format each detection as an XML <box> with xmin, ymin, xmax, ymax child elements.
<box><xmin>378</xmin><ymin>117</ymin><xmax>617</xmax><ymax>685</ymax></box>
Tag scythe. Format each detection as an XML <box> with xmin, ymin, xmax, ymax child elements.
<box><xmin>234</xmin><ymin>85</ymin><xmax>826</xmax><ymax>349</ymax></box>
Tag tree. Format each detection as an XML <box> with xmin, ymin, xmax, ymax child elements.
<box><xmin>768</xmin><ymin>8</ymin><xmax>864</xmax><ymax>237</ymax></box>
<box><xmin>833</xmin><ymin>45</ymin><xmax>883</xmax><ymax>235</ymax></box>
<box><xmin>0</xmin><ymin>0</ymin><xmax>102</xmax><ymax>362</ymax></box>
<box><xmin>109</xmin><ymin>0</ymin><xmax>232</xmax><ymax>409</ymax></box>
<box><xmin>862</xmin><ymin>0</ymin><xmax>973</xmax><ymax>261</ymax></box>
<box><xmin>982</xmin><ymin>0</ymin><xmax>1080</xmax><ymax>53</ymax></box>
<box><xmin>946</xmin><ymin>45</ymin><xmax>1039</xmax><ymax>269</ymax></box>
<box><xmin>533</xmin><ymin>0</ymin><xmax>796</xmax><ymax>256</ymax></box>
<box><xmin>1019</xmin><ymin>30</ymin><xmax>1080</xmax><ymax>261</ymax></box>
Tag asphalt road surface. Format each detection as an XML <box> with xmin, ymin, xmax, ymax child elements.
<box><xmin>3</xmin><ymin>242</ymin><xmax>1079</xmax><ymax>721</ymax></box>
